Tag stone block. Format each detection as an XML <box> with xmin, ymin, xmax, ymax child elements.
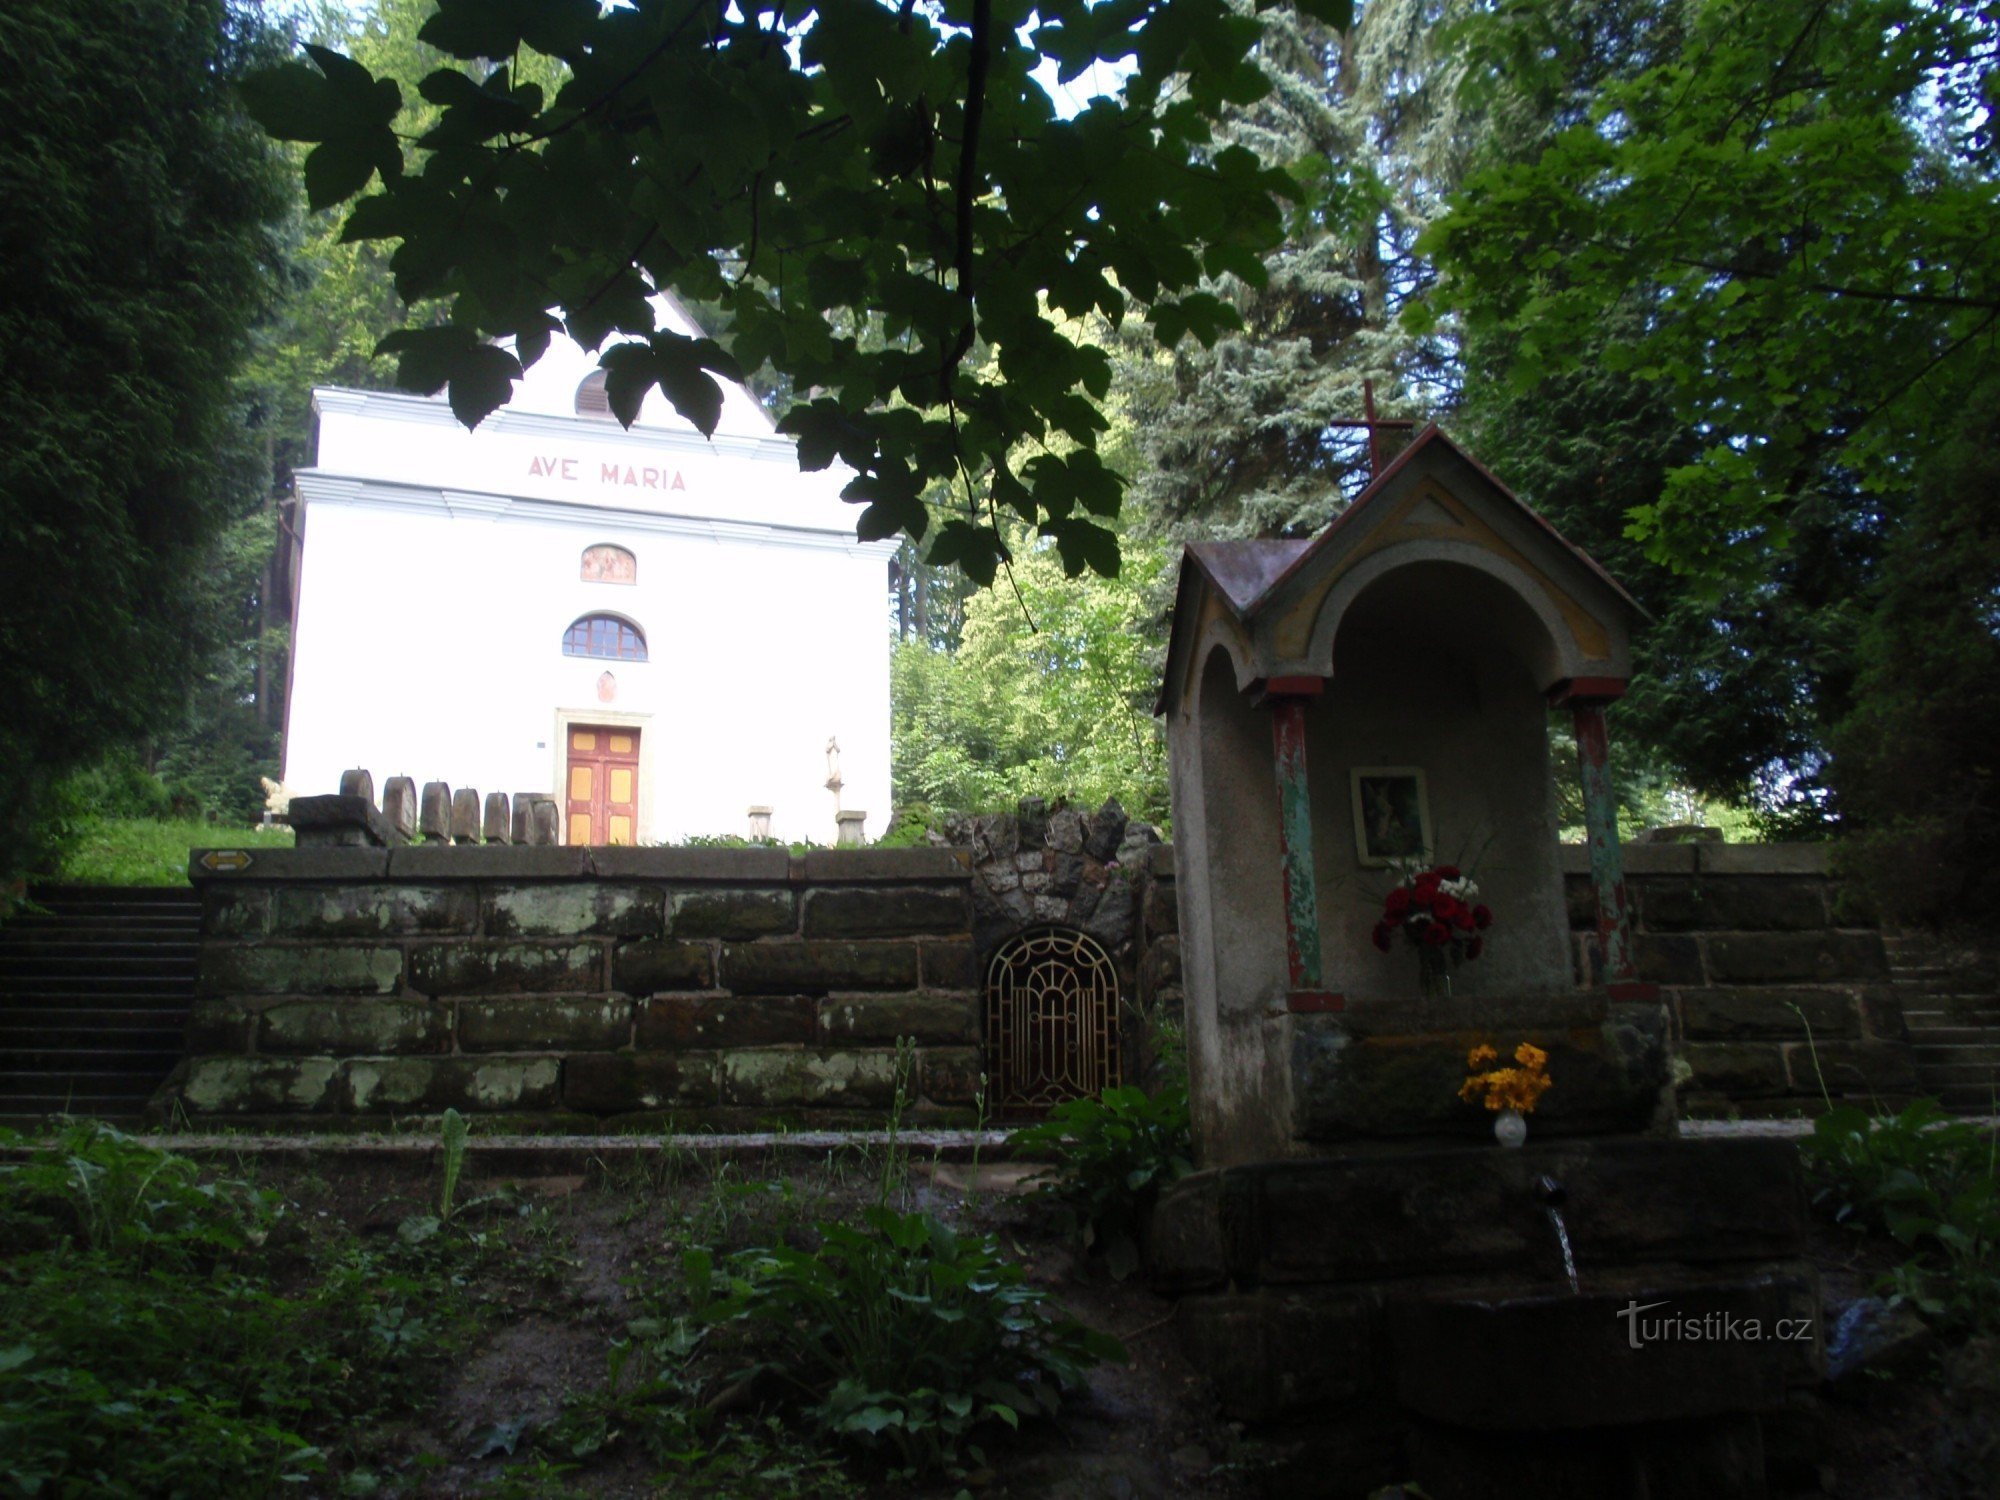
<box><xmin>260</xmin><ymin>998</ymin><xmax>451</xmax><ymax>1055</ymax></box>
<box><xmin>201</xmin><ymin>885</ymin><xmax>272</xmax><ymax>938</ymax></box>
<box><xmin>1049</xmin><ymin>853</ymin><xmax>1086</xmax><ymax>899</ymax></box>
<box><xmin>1705</xmin><ymin>931</ymin><xmax>1889</xmax><ymax>984</ymax></box>
<box><xmin>718</xmin><ymin>941</ymin><xmax>918</xmax><ymax>994</ymax></box>
<box><xmin>797</xmin><ymin>847</ymin><xmax>971</xmax><ymax>882</ymax></box>
<box><xmin>1083</xmin><ymin>797</ymin><xmax>1128</xmax><ymax>862</ymax></box>
<box><xmin>1016</xmin><ymin>797</ymin><xmax>1048</xmax><ymax>845</ymax></box>
<box><xmin>921</xmin><ymin>939</ymin><xmax>979</xmax><ymax>988</ymax></box>
<box><xmin>271</xmin><ymin>884</ymin><xmax>478</xmax><ymax>938</ymax></box>
<box><xmin>1678</xmin><ymin>987</ymin><xmax>1862</xmax><ymax>1040</ymax></box>
<box><xmin>1178</xmin><ymin>1291</ymin><xmax>1381</xmax><ymax>1422</ymax></box>
<box><xmin>1698</xmin><ymin>843</ymin><xmax>1830</xmax><ymax>876</ymax></box>
<box><xmin>485</xmin><ymin>884</ymin><xmax>665</xmax><ymax>939</ymax></box>
<box><xmin>381</xmin><ymin>777</ymin><xmax>418</xmax><ymax>840</ymax></box>
<box><xmin>458</xmin><ymin>995</ymin><xmax>634</xmax><ymax>1051</ymax></box>
<box><xmin>183</xmin><ymin>998</ymin><xmax>254</xmax><ymax>1052</ymax></box>
<box><xmin>1391</xmin><ymin>1273</ymin><xmax>1813</xmax><ymax>1429</ymax></box>
<box><xmin>339</xmin><ymin>768</ymin><xmax>374</xmax><ymax>802</ymax></box>
<box><xmin>1411</xmin><ymin>1411</ymin><xmax>1766</xmax><ymax>1500</ymax></box>
<box><xmin>1858</xmin><ymin>984</ymin><xmax>1909</xmax><ymax>1042</ymax></box>
<box><xmin>564</xmin><ymin>1052</ymin><xmax>720</xmax><ymax>1112</ymax></box>
<box><xmin>1139</xmin><ymin>937</ymin><xmax>1182</xmax><ymax>1004</ymax></box>
<box><xmin>388</xmin><ymin>844</ymin><xmax>591</xmax><ymax>879</ymax></box>
<box><xmin>1048</xmin><ymin>808</ymin><xmax>1086</xmax><ymax>853</ymax></box>
<box><xmin>819</xmin><ymin>991</ymin><xmax>979</xmax><ymax>1044</ymax></box>
<box><xmin>1682</xmin><ymin>1041</ymin><xmax>1792</xmax><ymax>1097</ymax></box>
<box><xmin>1148</xmin><ymin>1173</ymin><xmax>1228</xmax><ymax>1293</ymax></box>
<box><xmin>1792</xmin><ymin>1040</ymin><xmax>1919</xmax><ymax>1096</ymax></box>
<box><xmin>1082</xmin><ymin>870</ymin><xmax>1137</xmax><ymax>950</ymax></box>
<box><xmin>419</xmin><ymin>782</ymin><xmax>452</xmax><ymax>841</ymax></box>
<box><xmin>1289</xmin><ymin>1007</ymin><xmax>1670</xmax><ymax>1143</ymax></box>
<box><xmin>1633</xmin><ymin>933</ymin><xmax>1706</xmax><ymax>986</ymax></box>
<box><xmin>451</xmin><ymin>788</ymin><xmax>482</xmax><ymax>842</ymax></box>
<box><xmin>511</xmin><ymin>795</ymin><xmax>535</xmax><ymax>844</ymax></box>
<box><xmin>192</xmin><ymin>846</ymin><xmax>389</xmax><ymax>883</ymax></box>
<box><xmin>1142</xmin><ymin>842</ymin><xmax>1174</xmax><ymax>878</ymax></box>
<box><xmin>532</xmin><ymin>798</ymin><xmax>559</xmax><ymax>845</ymax></box>
<box><xmin>483</xmin><ymin>792</ymin><xmax>511</xmax><ymax>843</ymax></box>
<box><xmin>200</xmin><ymin>944</ymin><xmax>402</xmax><ymax>996</ymax></box>
<box><xmin>1638</xmin><ymin>877</ymin><xmax>1829</xmax><ymax>933</ymax></box>
<box><xmin>592</xmin><ymin>845</ymin><xmax>791</xmax><ymax>880</ymax></box>
<box><xmin>286</xmin><ymin>794</ymin><xmax>397</xmax><ymax>848</ymax></box>
<box><xmin>341</xmin><ymin>1056</ymin><xmax>561</xmax><ymax>1113</ymax></box>
<box><xmin>670</xmin><ymin>887</ymin><xmax>796</xmax><ymax>939</ymax></box>
<box><xmin>1141</xmin><ymin>878</ymin><xmax>1179</xmax><ymax>940</ymax></box>
<box><xmin>802</xmin><ymin>886</ymin><xmax>969</xmax><ymax>938</ymax></box>
<box><xmin>721</xmin><ymin>1048</ymin><xmax>900</xmax><ymax>1107</ymax></box>
<box><xmin>612</xmin><ymin>940</ymin><xmax>716</xmax><ymax>993</ymax></box>
<box><xmin>407</xmin><ymin>941</ymin><xmax>601</xmax><ymax>995</ymax></box>
<box><xmin>918</xmin><ymin>1046</ymin><xmax>983</xmax><ymax>1105</ymax></box>
<box><xmin>639</xmin><ymin>994</ymin><xmax>815</xmax><ymax>1049</ymax></box>
<box><xmin>182</xmin><ymin>1057</ymin><xmax>338</xmax><ymax>1114</ymax></box>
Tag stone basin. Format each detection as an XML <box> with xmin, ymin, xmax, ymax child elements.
<box><xmin>1388</xmin><ymin>1273</ymin><xmax>1821</xmax><ymax>1431</ymax></box>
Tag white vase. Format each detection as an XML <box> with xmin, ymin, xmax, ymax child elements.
<box><xmin>1493</xmin><ymin>1108</ymin><xmax>1527</xmax><ymax>1149</ymax></box>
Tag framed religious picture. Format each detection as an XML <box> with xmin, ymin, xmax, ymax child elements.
<box><xmin>1350</xmin><ymin>767</ymin><xmax>1432</xmax><ymax>867</ymax></box>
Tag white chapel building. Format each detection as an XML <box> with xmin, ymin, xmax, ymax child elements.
<box><xmin>281</xmin><ymin>301</ymin><xmax>894</xmax><ymax>846</ymax></box>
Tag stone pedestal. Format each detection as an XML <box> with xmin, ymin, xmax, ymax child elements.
<box><xmin>1151</xmin><ymin>1136</ymin><xmax>1821</xmax><ymax>1499</ymax></box>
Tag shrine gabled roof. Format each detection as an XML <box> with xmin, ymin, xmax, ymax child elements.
<box><xmin>1157</xmin><ymin>424</ymin><xmax>1645</xmax><ymax>715</ymax></box>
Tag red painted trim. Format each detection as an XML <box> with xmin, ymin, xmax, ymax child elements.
<box><xmin>1263</xmin><ymin>675</ymin><xmax>1326</xmax><ymax>697</ymax></box>
<box><xmin>1286</xmin><ymin>990</ymin><xmax>1347</xmax><ymax>1013</ymax></box>
<box><xmin>1547</xmin><ymin>676</ymin><xmax>1629</xmax><ymax>706</ymax></box>
<box><xmin>1606</xmin><ymin>982</ymin><xmax>1661</xmax><ymax>1002</ymax></box>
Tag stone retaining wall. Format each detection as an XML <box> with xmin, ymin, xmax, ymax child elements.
<box><xmin>171</xmin><ymin>846</ymin><xmax>978</xmax><ymax>1124</ymax></box>
<box><xmin>1133</xmin><ymin>843</ymin><xmax>1910</xmax><ymax>1116</ymax></box>
<box><xmin>1558</xmin><ymin>843</ymin><xmax>1913</xmax><ymax>1116</ymax></box>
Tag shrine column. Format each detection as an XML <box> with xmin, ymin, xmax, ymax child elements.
<box><xmin>1552</xmin><ymin>678</ymin><xmax>1651</xmax><ymax>999</ymax></box>
<box><xmin>1259</xmin><ymin>677</ymin><xmax>1341</xmax><ymax>1011</ymax></box>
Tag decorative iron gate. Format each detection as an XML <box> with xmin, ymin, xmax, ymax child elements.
<box><xmin>985</xmin><ymin>927</ymin><xmax>1121</xmax><ymax>1113</ymax></box>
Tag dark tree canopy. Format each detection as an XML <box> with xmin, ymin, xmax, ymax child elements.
<box><xmin>0</xmin><ymin>0</ymin><xmax>287</xmax><ymax>869</ymax></box>
<box><xmin>243</xmin><ymin>0</ymin><xmax>1351</xmax><ymax>587</ymax></box>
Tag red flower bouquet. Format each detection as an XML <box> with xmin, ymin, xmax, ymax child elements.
<box><xmin>1373</xmin><ymin>863</ymin><xmax>1491</xmax><ymax>994</ymax></box>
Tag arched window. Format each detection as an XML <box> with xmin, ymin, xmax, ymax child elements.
<box><xmin>563</xmin><ymin>614</ymin><xmax>648</xmax><ymax>661</ymax></box>
<box><xmin>575</xmin><ymin>370</ymin><xmax>614</xmax><ymax>419</ymax></box>
<box><xmin>580</xmin><ymin>544</ymin><xmax>636</xmax><ymax>584</ymax></box>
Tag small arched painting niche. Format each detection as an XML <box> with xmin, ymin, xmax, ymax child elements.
<box><xmin>985</xmin><ymin>927</ymin><xmax>1122</xmax><ymax>1113</ymax></box>
<box><xmin>580</xmin><ymin>544</ymin><xmax>636</xmax><ymax>584</ymax></box>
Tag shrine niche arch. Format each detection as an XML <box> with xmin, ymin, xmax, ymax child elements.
<box><xmin>984</xmin><ymin>926</ymin><xmax>1122</xmax><ymax>1114</ymax></box>
<box><xmin>1302</xmin><ymin>542</ymin><xmax>1583</xmax><ymax>692</ymax></box>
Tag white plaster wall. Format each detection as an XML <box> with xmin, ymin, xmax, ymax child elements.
<box><xmin>285</xmin><ymin>501</ymin><xmax>890</xmax><ymax>845</ymax></box>
<box><xmin>283</xmin><ymin>302</ymin><xmax>893</xmax><ymax>846</ymax></box>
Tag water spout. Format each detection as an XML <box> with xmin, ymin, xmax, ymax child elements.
<box><xmin>1533</xmin><ymin>1176</ymin><xmax>1580</xmax><ymax>1294</ymax></box>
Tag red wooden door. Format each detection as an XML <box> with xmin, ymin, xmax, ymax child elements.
<box><xmin>565</xmin><ymin>726</ymin><xmax>640</xmax><ymax>845</ymax></box>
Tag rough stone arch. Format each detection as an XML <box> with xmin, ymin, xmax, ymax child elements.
<box><xmin>985</xmin><ymin>926</ymin><xmax>1122</xmax><ymax>1113</ymax></box>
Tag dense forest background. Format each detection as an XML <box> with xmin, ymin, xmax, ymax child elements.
<box><xmin>4</xmin><ymin>0</ymin><xmax>1993</xmax><ymax>927</ymax></box>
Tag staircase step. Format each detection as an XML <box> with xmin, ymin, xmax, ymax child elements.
<box><xmin>0</xmin><ymin>1098</ymin><xmax>153</xmax><ymax>1121</ymax></box>
<box><xmin>0</xmin><ymin>976</ymin><xmax>196</xmax><ymax>997</ymax></box>
<box><xmin>3</xmin><ymin>1048</ymin><xmax>181</xmax><ymax>1074</ymax></box>
<box><xmin>0</xmin><ymin>955</ymin><xmax>202</xmax><ymax>979</ymax></box>
<box><xmin>0</xmin><ymin>1070</ymin><xmax>162</xmax><ymax>1096</ymax></box>
<box><xmin>1905</xmin><ymin>1026</ymin><xmax>2000</xmax><ymax>1046</ymax></box>
<box><xmin>1914</xmin><ymin>1044</ymin><xmax>2000</xmax><ymax>1066</ymax></box>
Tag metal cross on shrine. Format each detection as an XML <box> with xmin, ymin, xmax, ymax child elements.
<box><xmin>1325</xmin><ymin>380</ymin><xmax>1417</xmax><ymax>479</ymax></box>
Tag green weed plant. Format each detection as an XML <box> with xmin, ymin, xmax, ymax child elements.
<box><xmin>1011</xmin><ymin>1083</ymin><xmax>1194</xmax><ymax>1280</ymax></box>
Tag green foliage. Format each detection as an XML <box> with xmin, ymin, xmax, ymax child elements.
<box><xmin>1804</xmin><ymin>1101</ymin><xmax>2000</xmax><ymax>1333</ymax></box>
<box><xmin>1830</xmin><ymin>384</ymin><xmax>2000</xmax><ymax>931</ymax></box>
<box><xmin>0</xmin><ymin>0</ymin><xmax>292</xmax><ymax>887</ymax></box>
<box><xmin>687</xmin><ymin>1206</ymin><xmax>1123</xmax><ymax>1475</ymax></box>
<box><xmin>1424</xmin><ymin>0</ymin><xmax>1999</xmax><ymax>591</ymax></box>
<box><xmin>241</xmin><ymin>0</ymin><xmax>1364</xmax><ymax>585</ymax></box>
<box><xmin>54</xmin><ymin>817</ymin><xmax>293</xmax><ymax>888</ymax></box>
<box><xmin>0</xmin><ymin>1123</ymin><xmax>480</xmax><ymax>1496</ymax></box>
<box><xmin>893</xmin><ymin>530</ymin><xmax>1170</xmax><ymax>822</ymax></box>
<box><xmin>1012</xmin><ymin>1084</ymin><xmax>1193</xmax><ymax>1280</ymax></box>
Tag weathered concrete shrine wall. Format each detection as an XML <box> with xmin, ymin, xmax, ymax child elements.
<box><xmin>171</xmin><ymin>846</ymin><xmax>979</xmax><ymax>1123</ymax></box>
<box><xmin>1136</xmin><ymin>841</ymin><xmax>1911</xmax><ymax>1117</ymax></box>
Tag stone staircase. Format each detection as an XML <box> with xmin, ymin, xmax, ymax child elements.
<box><xmin>0</xmin><ymin>886</ymin><xmax>199</xmax><ymax>1123</ymax></box>
<box><xmin>1884</xmin><ymin>931</ymin><xmax>2000</xmax><ymax>1113</ymax></box>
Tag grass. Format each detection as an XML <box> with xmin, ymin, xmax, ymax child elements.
<box><xmin>55</xmin><ymin>816</ymin><xmax>294</xmax><ymax>887</ymax></box>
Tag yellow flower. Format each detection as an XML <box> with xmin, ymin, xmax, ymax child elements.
<box><xmin>1514</xmin><ymin>1042</ymin><xmax>1548</xmax><ymax>1070</ymax></box>
<box><xmin>1467</xmin><ymin>1044</ymin><xmax>1499</xmax><ymax>1067</ymax></box>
